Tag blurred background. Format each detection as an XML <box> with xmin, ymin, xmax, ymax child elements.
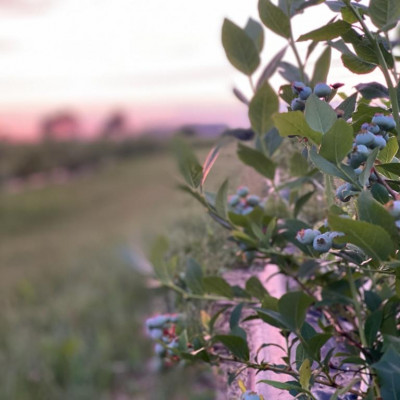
<box><xmin>0</xmin><ymin>0</ymin><xmax>395</xmax><ymax>399</ymax></box>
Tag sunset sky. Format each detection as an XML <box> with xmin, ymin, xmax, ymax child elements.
<box><xmin>0</xmin><ymin>0</ymin><xmax>382</xmax><ymax>139</ymax></box>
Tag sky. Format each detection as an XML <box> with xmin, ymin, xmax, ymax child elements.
<box><xmin>0</xmin><ymin>0</ymin><xmax>384</xmax><ymax>139</ymax></box>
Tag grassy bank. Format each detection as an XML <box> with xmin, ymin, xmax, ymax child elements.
<box><xmin>0</xmin><ymin>142</ymin><xmax>246</xmax><ymax>399</ymax></box>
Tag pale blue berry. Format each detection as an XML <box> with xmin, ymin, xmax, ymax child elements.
<box><xmin>296</xmin><ymin>228</ymin><xmax>321</xmax><ymax>245</ymax></box>
<box><xmin>291</xmin><ymin>98</ymin><xmax>305</xmax><ymax>111</ymax></box>
<box><xmin>313</xmin><ymin>233</ymin><xmax>333</xmax><ymax>252</ymax></box>
<box><xmin>146</xmin><ymin>315</ymin><xmax>169</xmax><ymax>329</ymax></box>
<box><xmin>355</xmin><ymin>131</ymin><xmax>375</xmax><ymax>146</ymax></box>
<box><xmin>371</xmin><ymin>114</ymin><xmax>396</xmax><ymax>130</ymax></box>
<box><xmin>371</xmin><ymin>135</ymin><xmax>387</xmax><ymax>149</ymax></box>
<box><xmin>149</xmin><ymin>328</ymin><xmax>164</xmax><ymax>340</ymax></box>
<box><xmin>228</xmin><ymin>194</ymin><xmax>241</xmax><ymax>207</ymax></box>
<box><xmin>247</xmin><ymin>195</ymin><xmax>261</xmax><ymax>206</ymax></box>
<box><xmin>299</xmin><ymin>86</ymin><xmax>312</xmax><ymax>100</ymax></box>
<box><xmin>291</xmin><ymin>81</ymin><xmax>306</xmax><ymax>95</ymax></box>
<box><xmin>314</xmin><ymin>83</ymin><xmax>332</xmax><ymax>97</ymax></box>
<box><xmin>241</xmin><ymin>390</ymin><xmax>261</xmax><ymax>400</ymax></box>
<box><xmin>336</xmin><ymin>183</ymin><xmax>354</xmax><ymax>202</ymax></box>
<box><xmin>237</xmin><ymin>186</ymin><xmax>249</xmax><ymax>197</ymax></box>
<box><xmin>389</xmin><ymin>200</ymin><xmax>400</xmax><ymax>218</ymax></box>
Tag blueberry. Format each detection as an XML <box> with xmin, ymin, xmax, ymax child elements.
<box><xmin>336</xmin><ymin>183</ymin><xmax>354</xmax><ymax>202</ymax></box>
<box><xmin>146</xmin><ymin>315</ymin><xmax>169</xmax><ymax>329</ymax></box>
<box><xmin>154</xmin><ymin>343</ymin><xmax>166</xmax><ymax>357</ymax></box>
<box><xmin>371</xmin><ymin>114</ymin><xmax>396</xmax><ymax>130</ymax></box>
<box><xmin>369</xmin><ymin>123</ymin><xmax>381</xmax><ymax>134</ymax></box>
<box><xmin>291</xmin><ymin>81</ymin><xmax>306</xmax><ymax>95</ymax></box>
<box><xmin>296</xmin><ymin>228</ymin><xmax>321</xmax><ymax>245</ymax></box>
<box><xmin>353</xmin><ymin>167</ymin><xmax>363</xmax><ymax>175</ymax></box>
<box><xmin>355</xmin><ymin>131</ymin><xmax>375</xmax><ymax>146</ymax></box>
<box><xmin>237</xmin><ymin>186</ymin><xmax>249</xmax><ymax>197</ymax></box>
<box><xmin>149</xmin><ymin>328</ymin><xmax>164</xmax><ymax>340</ymax></box>
<box><xmin>246</xmin><ymin>195</ymin><xmax>261</xmax><ymax>206</ymax></box>
<box><xmin>389</xmin><ymin>200</ymin><xmax>400</xmax><ymax>218</ymax></box>
<box><xmin>371</xmin><ymin>135</ymin><xmax>387</xmax><ymax>149</ymax></box>
<box><xmin>328</xmin><ymin>231</ymin><xmax>346</xmax><ymax>249</ymax></box>
<box><xmin>299</xmin><ymin>86</ymin><xmax>312</xmax><ymax>100</ymax></box>
<box><xmin>241</xmin><ymin>391</ymin><xmax>261</xmax><ymax>400</ymax></box>
<box><xmin>313</xmin><ymin>233</ymin><xmax>333</xmax><ymax>252</ymax></box>
<box><xmin>228</xmin><ymin>194</ymin><xmax>241</xmax><ymax>207</ymax></box>
<box><xmin>395</xmin><ymin>220</ymin><xmax>400</xmax><ymax>229</ymax></box>
<box><xmin>291</xmin><ymin>97</ymin><xmax>305</xmax><ymax>111</ymax></box>
<box><xmin>355</xmin><ymin>144</ymin><xmax>370</xmax><ymax>157</ymax></box>
<box><xmin>314</xmin><ymin>83</ymin><xmax>332</xmax><ymax>97</ymax></box>
<box><xmin>242</xmin><ymin>206</ymin><xmax>254</xmax><ymax>215</ymax></box>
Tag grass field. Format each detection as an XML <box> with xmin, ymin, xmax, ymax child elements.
<box><xmin>0</xmin><ymin>141</ymin><xmax>249</xmax><ymax>399</ymax></box>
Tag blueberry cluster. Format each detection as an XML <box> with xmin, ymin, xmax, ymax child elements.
<box><xmin>336</xmin><ymin>114</ymin><xmax>396</xmax><ymax>202</ymax></box>
<box><xmin>228</xmin><ymin>186</ymin><xmax>262</xmax><ymax>215</ymax></box>
<box><xmin>296</xmin><ymin>228</ymin><xmax>345</xmax><ymax>253</ymax></box>
<box><xmin>388</xmin><ymin>200</ymin><xmax>400</xmax><ymax>229</ymax></box>
<box><xmin>291</xmin><ymin>81</ymin><xmax>333</xmax><ymax>111</ymax></box>
<box><xmin>145</xmin><ymin>313</ymin><xmax>182</xmax><ymax>369</ymax></box>
<box><xmin>240</xmin><ymin>390</ymin><xmax>261</xmax><ymax>400</ymax></box>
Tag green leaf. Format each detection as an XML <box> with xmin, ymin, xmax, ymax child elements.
<box><xmin>279</xmin><ymin>61</ymin><xmax>309</xmax><ymax>84</ymax></box>
<box><xmin>185</xmin><ymin>258</ymin><xmax>204</xmax><ymax>294</ymax></box>
<box><xmin>311</xmin><ymin>46</ymin><xmax>331</xmax><ymax>87</ymax></box>
<box><xmin>328</xmin><ymin>214</ymin><xmax>395</xmax><ymax>262</ymax></box>
<box><xmin>237</xmin><ymin>143</ymin><xmax>276</xmax><ymax>180</ymax></box>
<box><xmin>149</xmin><ymin>236</ymin><xmax>170</xmax><ymax>284</ymax></box>
<box><xmin>294</xmin><ymin>191</ymin><xmax>315</xmax><ymax>218</ymax></box>
<box><xmin>336</xmin><ymin>92</ymin><xmax>358</xmax><ymax>120</ymax></box>
<box><xmin>289</xmin><ymin>152</ymin><xmax>309</xmax><ymax>177</ymax></box>
<box><xmin>177</xmin><ymin>184</ymin><xmax>208</xmax><ymax>208</ymax></box>
<box><xmin>378</xmin><ymin>137</ymin><xmax>399</xmax><ymax>163</ymax></box>
<box><xmin>309</xmin><ymin>147</ymin><xmax>359</xmax><ymax>184</ymax></box>
<box><xmin>258</xmin><ymin>380</ymin><xmax>308</xmax><ymax>393</ymax></box>
<box><xmin>372</xmin><ymin>346</ymin><xmax>400</xmax><ymax>400</ymax></box>
<box><xmin>357</xmin><ymin>191</ymin><xmax>398</xmax><ymax>242</ymax></box>
<box><xmin>215</xmin><ymin>179</ymin><xmax>229</xmax><ymax>219</ymax></box>
<box><xmin>341</xmin><ymin>53</ymin><xmax>377</xmax><ymax>74</ymax></box>
<box><xmin>305</xmin><ymin>94</ymin><xmax>337</xmax><ymax>134</ymax></box>
<box><xmin>249</xmin><ymin>82</ymin><xmax>279</xmax><ymax>135</ymax></box>
<box><xmin>376</xmin><ymin>162</ymin><xmax>400</xmax><ymax>176</ymax></box>
<box><xmin>320</xmin><ymin>119</ymin><xmax>354</xmax><ymax>164</ymax></box>
<box><xmin>258</xmin><ymin>0</ymin><xmax>291</xmax><ymax>39</ymax></box>
<box><xmin>355</xmin><ymin>82</ymin><xmax>389</xmax><ymax>100</ymax></box>
<box><xmin>371</xmin><ymin>183</ymin><xmax>390</xmax><ymax>204</ymax></box>
<box><xmin>213</xmin><ymin>335</ymin><xmax>249</xmax><ymax>360</ymax></box>
<box><xmin>359</xmin><ymin>147</ymin><xmax>379</xmax><ymax>187</ymax></box>
<box><xmin>264</xmin><ymin>127</ymin><xmax>284</xmax><ymax>157</ymax></box>
<box><xmin>331</xmin><ymin>378</ymin><xmax>361</xmax><ymax>400</ymax></box>
<box><xmin>369</xmin><ymin>0</ymin><xmax>400</xmax><ymax>30</ymax></box>
<box><xmin>297</xmin><ymin>20</ymin><xmax>352</xmax><ymax>42</ymax></box>
<box><xmin>278</xmin><ymin>291</ymin><xmax>314</xmax><ymax>332</ymax></box>
<box><xmin>221</xmin><ymin>18</ymin><xmax>260</xmax><ymax>75</ymax></box>
<box><xmin>245</xmin><ymin>276</ymin><xmax>268</xmax><ymax>300</ymax></box>
<box><xmin>352</xmin><ymin>103</ymin><xmax>386</xmax><ymax>132</ymax></box>
<box><xmin>365</xmin><ymin>309</ymin><xmax>383</xmax><ymax>347</ymax></box>
<box><xmin>273</xmin><ymin>111</ymin><xmax>322</xmax><ymax>145</ymax></box>
<box><xmin>244</xmin><ymin>18</ymin><xmax>264</xmax><ymax>52</ymax></box>
<box><xmin>203</xmin><ymin>276</ymin><xmax>233</xmax><ymax>298</ymax></box>
<box><xmin>256</xmin><ymin>46</ymin><xmax>287</xmax><ymax>89</ymax></box>
<box><xmin>173</xmin><ymin>139</ymin><xmax>203</xmax><ymax>188</ymax></box>
<box><xmin>230</xmin><ymin>303</ymin><xmax>244</xmax><ymax>331</ymax></box>
<box><xmin>307</xmin><ymin>333</ymin><xmax>331</xmax><ymax>361</ymax></box>
<box><xmin>299</xmin><ymin>359</ymin><xmax>311</xmax><ymax>391</ymax></box>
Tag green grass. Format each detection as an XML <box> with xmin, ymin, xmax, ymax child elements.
<box><xmin>0</xmin><ymin>142</ymin><xmax>246</xmax><ymax>399</ymax></box>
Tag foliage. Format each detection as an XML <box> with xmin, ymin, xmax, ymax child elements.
<box><xmin>147</xmin><ymin>1</ymin><xmax>400</xmax><ymax>398</ymax></box>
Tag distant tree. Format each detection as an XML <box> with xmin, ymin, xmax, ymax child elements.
<box><xmin>100</xmin><ymin>111</ymin><xmax>127</xmax><ymax>139</ymax></box>
<box><xmin>41</xmin><ymin>111</ymin><xmax>80</xmax><ymax>141</ymax></box>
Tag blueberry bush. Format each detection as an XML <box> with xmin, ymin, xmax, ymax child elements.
<box><xmin>146</xmin><ymin>1</ymin><xmax>400</xmax><ymax>398</ymax></box>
